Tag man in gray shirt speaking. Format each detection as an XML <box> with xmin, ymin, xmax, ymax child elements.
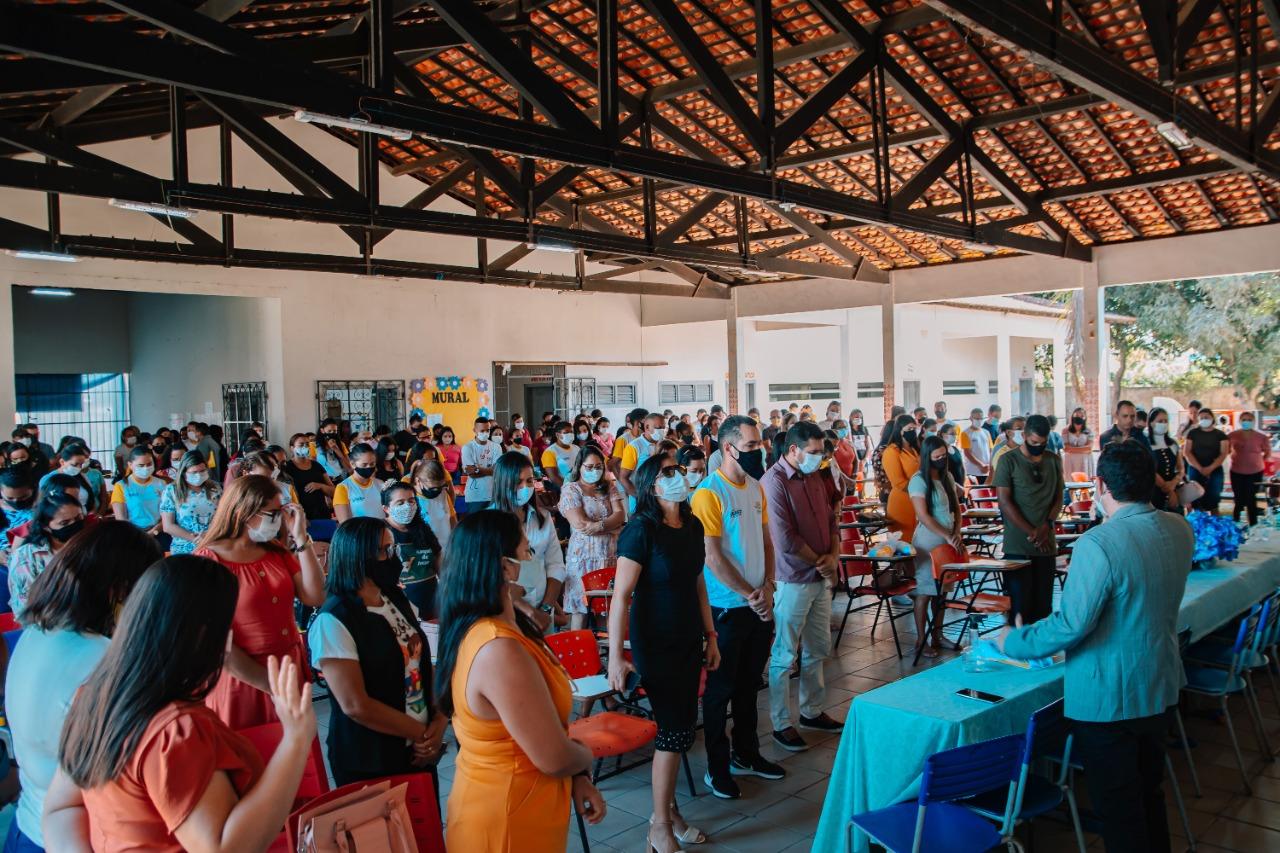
<box><xmin>999</xmin><ymin>440</ymin><xmax>1193</xmax><ymax>852</ymax></box>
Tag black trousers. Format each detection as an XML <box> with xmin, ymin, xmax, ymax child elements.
<box><xmin>1001</xmin><ymin>554</ymin><xmax>1055</xmax><ymax>624</ymax></box>
<box><xmin>702</xmin><ymin>605</ymin><xmax>773</xmax><ymax>776</ymax></box>
<box><xmin>1230</xmin><ymin>470</ymin><xmax>1263</xmax><ymax>525</ymax></box>
<box><xmin>1072</xmin><ymin>711</ymin><xmax>1171</xmax><ymax>853</ymax></box>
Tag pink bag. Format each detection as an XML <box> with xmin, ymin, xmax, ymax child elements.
<box><xmin>296</xmin><ymin>780</ymin><xmax>418</xmax><ymax>853</ymax></box>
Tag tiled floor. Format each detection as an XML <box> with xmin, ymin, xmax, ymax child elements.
<box><xmin>315</xmin><ymin>604</ymin><xmax>1280</xmax><ymax>852</ymax></box>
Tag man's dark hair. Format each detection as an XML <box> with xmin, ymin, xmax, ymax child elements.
<box><xmin>1116</xmin><ymin>399</ymin><xmax>1135</xmax><ymax>413</ymax></box>
<box><xmin>1135</xmin><ymin>409</ymin><xmax>1147</xmax><ymax>421</ymax></box>
<box><xmin>1024</xmin><ymin>414</ymin><xmax>1051</xmax><ymax>439</ymax></box>
<box><xmin>710</xmin><ymin>405</ymin><xmax>725</xmax><ymax>416</ymax></box>
<box><xmin>1097</xmin><ymin>440</ymin><xmax>1155</xmax><ymax>503</ymax></box>
<box><xmin>988</xmin><ymin>404</ymin><xmax>1001</xmax><ymax>414</ymax></box>
<box><xmin>717</xmin><ymin>414</ymin><xmax>757</xmax><ymax>447</ymax></box>
<box><xmin>626</xmin><ymin>407</ymin><xmax>649</xmax><ymax>426</ymax></box>
<box><xmin>781</xmin><ymin>421</ymin><xmax>825</xmax><ymax>458</ymax></box>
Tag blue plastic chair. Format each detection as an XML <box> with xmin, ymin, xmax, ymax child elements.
<box><xmin>961</xmin><ymin>699</ymin><xmax>1086</xmax><ymax>853</ymax></box>
<box><xmin>2</xmin><ymin>628</ymin><xmax>19</xmax><ymax>657</ymax></box>
<box><xmin>1182</xmin><ymin>603</ymin><xmax>1270</xmax><ymax>794</ymax></box>
<box><xmin>849</xmin><ymin>733</ymin><xmax>1022</xmax><ymax>853</ymax></box>
<box><xmin>1188</xmin><ymin>588</ymin><xmax>1280</xmax><ymax>714</ymax></box>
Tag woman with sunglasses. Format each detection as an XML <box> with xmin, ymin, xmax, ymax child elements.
<box><xmin>195</xmin><ymin>475</ymin><xmax>326</xmax><ymax>729</ymax></box>
<box><xmin>608</xmin><ymin>455</ymin><xmax>718</xmax><ymax>853</ymax></box>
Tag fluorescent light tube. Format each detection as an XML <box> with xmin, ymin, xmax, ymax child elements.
<box><xmin>10</xmin><ymin>250</ymin><xmax>78</xmax><ymax>263</ymax></box>
<box><xmin>109</xmin><ymin>198</ymin><xmax>195</xmax><ymax>218</ymax></box>
<box><xmin>1156</xmin><ymin>121</ymin><xmax>1193</xmax><ymax>150</ymax></box>
<box><xmin>294</xmin><ymin>110</ymin><xmax>413</xmax><ymax>141</ymax></box>
<box><xmin>30</xmin><ymin>287</ymin><xmax>74</xmax><ymax>297</ymax></box>
<box><xmin>525</xmin><ymin>241</ymin><xmax>578</xmax><ymax>253</ymax></box>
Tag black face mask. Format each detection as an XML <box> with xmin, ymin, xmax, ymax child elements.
<box><xmin>354</xmin><ymin>466</ymin><xmax>376</xmax><ymax>479</ymax></box>
<box><xmin>3</xmin><ymin>494</ymin><xmax>33</xmax><ymax>510</ymax></box>
<box><xmin>930</xmin><ymin>456</ymin><xmax>948</xmax><ymax>471</ymax></box>
<box><xmin>1025</xmin><ymin>442</ymin><xmax>1047</xmax><ymax>457</ymax></box>
<box><xmin>421</xmin><ymin>486</ymin><xmax>443</xmax><ymax>499</ymax></box>
<box><xmin>733</xmin><ymin>446</ymin><xmax>766</xmax><ymax>480</ymax></box>
<box><xmin>370</xmin><ymin>557</ymin><xmax>402</xmax><ymax>591</ymax></box>
<box><xmin>1071</xmin><ymin>417</ymin><xmax>1085</xmax><ymax>427</ymax></box>
<box><xmin>49</xmin><ymin>519</ymin><xmax>84</xmax><ymax>543</ymax></box>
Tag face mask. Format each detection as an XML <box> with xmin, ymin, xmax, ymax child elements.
<box><xmin>188</xmin><ymin>431</ymin><xmax>199</xmax><ymax>442</ymax></box>
<box><xmin>651</xmin><ymin>428</ymin><xmax>667</xmax><ymax>442</ymax></box>
<box><xmin>389</xmin><ymin>502</ymin><xmax>417</xmax><ymax>525</ymax></box>
<box><xmin>4</xmin><ymin>494</ymin><xmax>33</xmax><ymax>510</ymax></box>
<box><xmin>248</xmin><ymin>514</ymin><xmax>282</xmax><ymax>543</ymax></box>
<box><xmin>1153</xmin><ymin>422</ymin><xmax>1169</xmax><ymax>436</ymax></box>
<box><xmin>63</xmin><ymin>463</ymin><xmax>83</xmax><ymax>476</ymax></box>
<box><xmin>851</xmin><ymin>418</ymin><xmax>862</xmax><ymax>426</ymax></box>
<box><xmin>797</xmin><ymin>452</ymin><xmax>823</xmax><ymax>474</ymax></box>
<box><xmin>475</xmin><ymin>431</ymin><xmax>489</xmax><ymax>443</ymax></box>
<box><xmin>935</xmin><ymin>411</ymin><xmax>946</xmax><ymax>420</ymax></box>
<box><xmin>132</xmin><ymin>465</ymin><xmax>153</xmax><ymax>479</ymax></box>
<box><xmin>827</xmin><ymin>411</ymin><xmax>840</xmax><ymax>420</ymax></box>
<box><xmin>943</xmin><ymin>434</ymin><xmax>957</xmax><ymax>446</ymax></box>
<box><xmin>577</xmin><ymin>431</ymin><xmax>588</xmax><ymax>441</ymax></box>
<box><xmin>354</xmin><ymin>466</ymin><xmax>376</xmax><ymax>480</ymax></box>
<box><xmin>371</xmin><ymin>557</ymin><xmax>401</xmax><ymax>590</ymax></box>
<box><xmin>836</xmin><ymin>428</ymin><xmax>850</xmax><ymax>439</ymax></box>
<box><xmin>581</xmin><ymin>467</ymin><xmax>604</xmax><ymax>484</ymax></box>
<box><xmin>557</xmin><ymin>433</ymin><xmax>572</xmax><ymax>445</ymax></box>
<box><xmin>735</xmin><ymin>446</ymin><xmax>766</xmax><ymax>480</ymax></box>
<box><xmin>515</xmin><ymin>485</ymin><xmax>535</xmax><ymax>506</ymax></box>
<box><xmin>1242</xmin><ymin>421</ymin><xmax>1255</xmax><ymax>431</ymax></box>
<box><xmin>293</xmin><ymin>445</ymin><xmax>309</xmax><ymax>457</ymax></box>
<box><xmin>930</xmin><ymin>456</ymin><xmax>948</xmax><ymax>471</ymax></box>
<box><xmin>421</xmin><ymin>485</ymin><xmax>444</xmax><ymax>499</ymax></box>
<box><xmin>1198</xmin><ymin>418</ymin><xmax>1213</xmax><ymax>429</ymax></box>
<box><xmin>185</xmin><ymin>470</ymin><xmax>209</xmax><ymax>487</ymax></box>
<box><xmin>1011</xmin><ymin>430</ymin><xmax>1024</xmax><ymax>445</ymax></box>
<box><xmin>1071</xmin><ymin>417</ymin><xmax>1085</xmax><ymax>427</ymax></box>
<box><xmin>657</xmin><ymin>474</ymin><xmax>690</xmax><ymax>502</ymax></box>
<box><xmin>971</xmin><ymin>417</ymin><xmax>983</xmax><ymax>427</ymax></box>
<box><xmin>1025</xmin><ymin>442</ymin><xmax>1047</xmax><ymax>457</ymax></box>
<box><xmin>15</xmin><ymin>437</ymin><xmax>30</xmax><ymax>448</ymax></box>
<box><xmin>685</xmin><ymin>471</ymin><xmax>704</xmax><ymax>489</ymax></box>
<box><xmin>49</xmin><ymin>519</ymin><xmax>84</xmax><ymax>543</ymax></box>
<box><xmin>125</xmin><ymin>436</ymin><xmax>137</xmax><ymax>446</ymax></box>
<box><xmin>924</xmin><ymin>430</ymin><xmax>937</xmax><ymax>440</ymax></box>
<box><xmin>514</xmin><ymin>421</ymin><xmax>524</xmax><ymax>430</ymax></box>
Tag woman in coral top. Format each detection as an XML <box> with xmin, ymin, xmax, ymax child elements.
<box><xmin>196</xmin><ymin>475</ymin><xmax>325</xmax><ymax>729</ymax></box>
<box><xmin>435</xmin><ymin>510</ymin><xmax>606</xmax><ymax>852</ymax></box>
<box><xmin>881</xmin><ymin>413</ymin><xmax>922</xmax><ymax>535</ymax></box>
<box><xmin>42</xmin><ymin>555</ymin><xmax>316</xmax><ymax>853</ymax></box>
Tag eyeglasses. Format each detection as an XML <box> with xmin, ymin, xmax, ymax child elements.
<box><xmin>257</xmin><ymin>509</ymin><xmax>282</xmax><ymax>523</ymax></box>
<box><xmin>659</xmin><ymin>465</ymin><xmax>687</xmax><ymax>478</ymax></box>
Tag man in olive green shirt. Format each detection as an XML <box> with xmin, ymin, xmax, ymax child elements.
<box><xmin>994</xmin><ymin>414</ymin><xmax>1065</xmax><ymax>623</ymax></box>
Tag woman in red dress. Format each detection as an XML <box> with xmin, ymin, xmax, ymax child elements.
<box><xmin>196</xmin><ymin>475</ymin><xmax>326</xmax><ymax>729</ymax></box>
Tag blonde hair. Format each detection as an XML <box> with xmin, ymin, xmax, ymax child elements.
<box><xmin>197</xmin><ymin>475</ymin><xmax>284</xmax><ymax>549</ymax></box>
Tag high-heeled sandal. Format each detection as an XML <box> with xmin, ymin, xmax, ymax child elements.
<box><xmin>650</xmin><ymin>814</ymin><xmax>707</xmax><ymax>845</ymax></box>
<box><xmin>649</xmin><ymin>820</ymin><xmax>688</xmax><ymax>853</ymax></box>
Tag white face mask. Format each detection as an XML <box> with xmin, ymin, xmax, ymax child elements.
<box><xmin>1198</xmin><ymin>418</ymin><xmax>1213</xmax><ymax>429</ymax></box>
<box><xmin>248</xmin><ymin>514</ymin><xmax>282</xmax><ymax>543</ymax></box>
<box><xmin>685</xmin><ymin>471</ymin><xmax>704</xmax><ymax>489</ymax></box>
<box><xmin>943</xmin><ymin>434</ymin><xmax>957</xmax><ymax>446</ymax></box>
<box><xmin>16</xmin><ymin>437</ymin><xmax>31</xmax><ymax>447</ymax></box>
<box><xmin>63</xmin><ymin>463</ymin><xmax>83</xmax><ymax>476</ymax></box>
<box><xmin>581</xmin><ymin>467</ymin><xmax>604</xmax><ymax>484</ymax></box>
<box><xmin>657</xmin><ymin>474</ymin><xmax>689</xmax><ymax>502</ymax></box>
<box><xmin>651</xmin><ymin>428</ymin><xmax>666</xmax><ymax>442</ymax></box>
<box><xmin>186</xmin><ymin>470</ymin><xmax>209</xmax><ymax>487</ymax></box>
<box><xmin>1011</xmin><ymin>430</ymin><xmax>1024</xmax><ymax>446</ymax></box>
<box><xmin>851</xmin><ymin>418</ymin><xmax>862</xmax><ymax>426</ymax></box>
<box><xmin>1152</xmin><ymin>422</ymin><xmax>1169</xmax><ymax>436</ymax></box>
<box><xmin>475</xmin><ymin>431</ymin><xmax>490</xmax><ymax>443</ymax></box>
<box><xmin>188</xmin><ymin>431</ymin><xmax>199</xmax><ymax>442</ymax></box>
<box><xmin>514</xmin><ymin>421</ymin><xmax>524</xmax><ymax>430</ymax></box>
<box><xmin>388</xmin><ymin>502</ymin><xmax>417</xmax><ymax>525</ymax></box>
<box><xmin>293</xmin><ymin>445</ymin><xmax>309</xmax><ymax>457</ymax></box>
<box><xmin>132</xmin><ymin>465</ymin><xmax>153</xmax><ymax>479</ymax></box>
<box><xmin>557</xmin><ymin>433</ymin><xmax>572</xmax><ymax>446</ymax></box>
<box><xmin>125</xmin><ymin>436</ymin><xmax>137</xmax><ymax>446</ymax></box>
<box><xmin>796</xmin><ymin>451</ymin><xmax>823</xmax><ymax>474</ymax></box>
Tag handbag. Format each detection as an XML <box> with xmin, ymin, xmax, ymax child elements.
<box><xmin>297</xmin><ymin>780</ymin><xmax>418</xmax><ymax>853</ymax></box>
<box><xmin>1176</xmin><ymin>480</ymin><xmax>1205</xmax><ymax>506</ymax></box>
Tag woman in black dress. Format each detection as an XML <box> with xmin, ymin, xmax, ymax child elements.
<box><xmin>607</xmin><ymin>454</ymin><xmax>718</xmax><ymax>853</ymax></box>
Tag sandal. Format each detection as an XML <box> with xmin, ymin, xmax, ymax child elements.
<box><xmin>648</xmin><ymin>820</ymin><xmax>688</xmax><ymax>853</ymax></box>
<box><xmin>652</xmin><ymin>813</ymin><xmax>707</xmax><ymax>845</ymax></box>
<box><xmin>914</xmin><ymin>642</ymin><xmax>938</xmax><ymax>659</ymax></box>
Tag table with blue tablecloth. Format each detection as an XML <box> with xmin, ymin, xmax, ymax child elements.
<box><xmin>812</xmin><ymin>537</ymin><xmax>1280</xmax><ymax>853</ymax></box>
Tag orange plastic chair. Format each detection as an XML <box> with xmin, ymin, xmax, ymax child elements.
<box><xmin>1069</xmin><ymin>472</ymin><xmax>1090</xmax><ymax>483</ymax></box>
<box><xmin>935</xmin><ymin>540</ymin><xmax>1010</xmax><ymax>619</ymax></box>
<box><xmin>286</xmin><ymin>772</ymin><xmax>444</xmax><ymax>853</ymax></box>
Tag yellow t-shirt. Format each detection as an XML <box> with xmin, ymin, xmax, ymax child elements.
<box><xmin>610</xmin><ymin>432</ymin><xmax>632</xmax><ymax>460</ymax></box>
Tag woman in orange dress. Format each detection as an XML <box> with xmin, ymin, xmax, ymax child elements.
<box><xmin>196</xmin><ymin>475</ymin><xmax>326</xmax><ymax>729</ymax></box>
<box><xmin>881</xmin><ymin>413</ymin><xmax>922</xmax><ymax>535</ymax></box>
<box><xmin>435</xmin><ymin>510</ymin><xmax>607</xmax><ymax>853</ymax></box>
<box><xmin>43</xmin><ymin>554</ymin><xmax>316</xmax><ymax>853</ymax></box>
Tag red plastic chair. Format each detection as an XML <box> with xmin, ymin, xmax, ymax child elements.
<box><xmin>237</xmin><ymin>722</ymin><xmax>330</xmax><ymax>812</ymax></box>
<box><xmin>286</xmin><ymin>772</ymin><xmax>444</xmax><ymax>853</ymax></box>
<box><xmin>581</xmin><ymin>566</ymin><xmax>616</xmax><ymax>636</ymax></box>
<box><xmin>1070</xmin><ymin>498</ymin><xmax>1093</xmax><ymax>515</ymax></box>
<box><xmin>968</xmin><ymin>485</ymin><xmax>999</xmax><ymax>510</ymax></box>
<box><xmin>0</xmin><ymin>612</ymin><xmax>18</xmax><ymax>634</ymax></box>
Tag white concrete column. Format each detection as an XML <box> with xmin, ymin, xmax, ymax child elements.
<box><xmin>1052</xmin><ymin>334</ymin><xmax>1067</xmax><ymax>422</ymax></box>
<box><xmin>996</xmin><ymin>331</ymin><xmax>1012</xmax><ymax>417</ymax></box>
<box><xmin>1080</xmin><ymin>263</ymin><xmax>1107</xmax><ymax>432</ymax></box>
<box><xmin>726</xmin><ymin>288</ymin><xmax>742</xmax><ymax>413</ymax></box>
<box><xmin>839</xmin><ymin>308</ymin><xmax>854</xmax><ymax>408</ymax></box>
<box><xmin>0</xmin><ymin>283</ymin><xmax>14</xmax><ymax>421</ymax></box>
<box><xmin>880</xmin><ymin>282</ymin><xmax>895</xmax><ymax>421</ymax></box>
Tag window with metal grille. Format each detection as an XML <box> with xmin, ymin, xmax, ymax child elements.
<box><xmin>595</xmin><ymin>383</ymin><xmax>637</xmax><ymax>406</ymax></box>
<box><xmin>856</xmin><ymin>381</ymin><xmax>883</xmax><ymax>399</ymax></box>
<box><xmin>659</xmin><ymin>381</ymin><xmax>715</xmax><ymax>406</ymax></box>
<box><xmin>316</xmin><ymin>380</ymin><xmax>406</xmax><ymax>432</ymax></box>
<box><xmin>988</xmin><ymin>380</ymin><xmax>1000</xmax><ymax>394</ymax></box>
<box><xmin>943</xmin><ymin>380</ymin><xmax>978</xmax><ymax>396</ymax></box>
<box><xmin>768</xmin><ymin>382</ymin><xmax>840</xmax><ymax>402</ymax></box>
<box><xmin>223</xmin><ymin>382</ymin><xmax>268</xmax><ymax>446</ymax></box>
<box><xmin>16</xmin><ymin>373</ymin><xmax>130</xmax><ymax>464</ymax></box>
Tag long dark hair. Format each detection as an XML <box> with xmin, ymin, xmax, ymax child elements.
<box><xmin>918</xmin><ymin>435</ymin><xmax>959</xmax><ymax>524</ymax></box>
<box><xmin>23</xmin><ymin>520</ymin><xmax>163</xmax><ymax>636</ymax></box>
<box><xmin>58</xmin><ymin>555</ymin><xmax>239</xmax><ymax>787</ymax></box>
<box><xmin>434</xmin><ymin>510</ymin><xmax>544</xmax><ymax>717</ymax></box>
<box><xmin>632</xmin><ymin>454</ymin><xmax>693</xmax><ymax>527</ymax></box>
<box><xmin>888</xmin><ymin>413</ymin><xmax>920</xmax><ymax>454</ymax></box>
<box><xmin>327</xmin><ymin>516</ymin><xmax>387</xmax><ymax>599</ymax></box>
<box><xmin>27</xmin><ymin>492</ymin><xmax>82</xmax><ymax>549</ymax></box>
<box><xmin>491</xmin><ymin>450</ymin><xmax>546</xmax><ymax>529</ymax></box>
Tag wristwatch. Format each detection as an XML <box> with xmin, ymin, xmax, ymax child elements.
<box><xmin>289</xmin><ymin>535</ymin><xmax>314</xmax><ymax>553</ymax></box>
<box><xmin>538</xmin><ymin>603</ymin><xmax>555</xmax><ymax>615</ymax></box>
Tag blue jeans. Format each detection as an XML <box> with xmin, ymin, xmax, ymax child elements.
<box><xmin>1189</xmin><ymin>467</ymin><xmax>1224</xmax><ymax>512</ymax></box>
<box><xmin>3</xmin><ymin>821</ymin><xmax>44</xmax><ymax>853</ymax></box>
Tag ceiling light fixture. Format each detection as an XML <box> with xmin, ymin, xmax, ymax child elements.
<box><xmin>962</xmin><ymin>241</ymin><xmax>997</xmax><ymax>253</ymax></box>
<box><xmin>1155</xmin><ymin>121</ymin><xmax>1193</xmax><ymax>150</ymax></box>
<box><xmin>29</xmin><ymin>287</ymin><xmax>74</xmax><ymax>297</ymax></box>
<box><xmin>9</xmin><ymin>250</ymin><xmax>79</xmax><ymax>263</ymax></box>
<box><xmin>109</xmin><ymin>198</ymin><xmax>196</xmax><ymax>218</ymax></box>
<box><xmin>525</xmin><ymin>241</ymin><xmax>578</xmax><ymax>253</ymax></box>
<box><xmin>294</xmin><ymin>110</ymin><xmax>413</xmax><ymax>141</ymax></box>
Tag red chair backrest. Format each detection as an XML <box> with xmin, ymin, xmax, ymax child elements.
<box><xmin>840</xmin><ymin>509</ymin><xmax>857</xmax><ymax>525</ymax></box>
<box><xmin>839</xmin><ymin>526</ymin><xmax>864</xmax><ymax>544</ymax></box>
<box><xmin>237</xmin><ymin>722</ymin><xmax>329</xmax><ymax>809</ymax></box>
<box><xmin>544</xmin><ymin>629</ymin><xmax>603</xmax><ymax>679</ymax></box>
<box><xmin>1070</xmin><ymin>499</ymin><xmax>1093</xmax><ymax>514</ymax></box>
<box><xmin>1069</xmin><ymin>472</ymin><xmax>1090</xmax><ymax>483</ymax></box>
<box><xmin>930</xmin><ymin>542</ymin><xmax>969</xmax><ymax>582</ymax></box>
<box><xmin>581</xmin><ymin>567</ymin><xmax>615</xmax><ymax>592</ymax></box>
<box><xmin>287</xmin><ymin>772</ymin><xmax>445</xmax><ymax>853</ymax></box>
<box><xmin>0</xmin><ymin>611</ymin><xmax>18</xmax><ymax>634</ymax></box>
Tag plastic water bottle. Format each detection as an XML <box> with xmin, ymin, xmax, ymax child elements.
<box><xmin>962</xmin><ymin>617</ymin><xmax>988</xmax><ymax>673</ymax></box>
<box><xmin>1263</xmin><ymin>506</ymin><xmax>1273</xmax><ymax>542</ymax></box>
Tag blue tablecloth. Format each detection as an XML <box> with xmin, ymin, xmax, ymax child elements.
<box><xmin>812</xmin><ymin>537</ymin><xmax>1280</xmax><ymax>853</ymax></box>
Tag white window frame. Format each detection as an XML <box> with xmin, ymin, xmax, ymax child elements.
<box><xmin>595</xmin><ymin>382</ymin><xmax>638</xmax><ymax>407</ymax></box>
<box><xmin>658</xmin><ymin>381</ymin><xmax>715</xmax><ymax>406</ymax></box>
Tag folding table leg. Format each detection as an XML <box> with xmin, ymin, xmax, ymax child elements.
<box><xmin>1172</xmin><ymin>706</ymin><xmax>1202</xmax><ymax>798</ymax></box>
<box><xmin>1164</xmin><ymin>753</ymin><xmax>1196</xmax><ymax>851</ymax></box>
<box><xmin>681</xmin><ymin>753</ymin><xmax>697</xmax><ymax>798</ymax></box>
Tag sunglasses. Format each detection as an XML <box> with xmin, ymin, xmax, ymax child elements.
<box><xmin>659</xmin><ymin>465</ymin><xmax>687</xmax><ymax>479</ymax></box>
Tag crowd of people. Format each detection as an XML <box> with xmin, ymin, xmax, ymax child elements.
<box><xmin>0</xmin><ymin>394</ymin><xmax>1267</xmax><ymax>852</ymax></box>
